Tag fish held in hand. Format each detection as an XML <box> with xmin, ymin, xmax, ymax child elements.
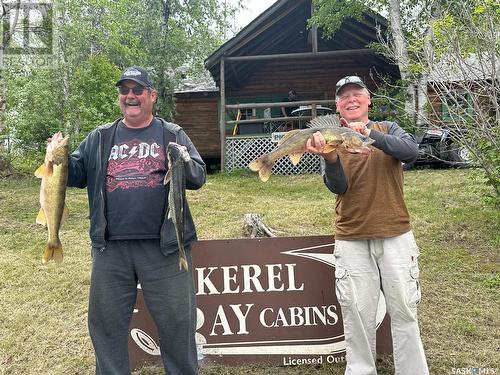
<box><xmin>164</xmin><ymin>142</ymin><xmax>191</xmax><ymax>271</ymax></box>
<box><xmin>35</xmin><ymin>132</ymin><xmax>70</xmax><ymax>263</ymax></box>
<box><xmin>248</xmin><ymin>115</ymin><xmax>374</xmax><ymax>182</ymax></box>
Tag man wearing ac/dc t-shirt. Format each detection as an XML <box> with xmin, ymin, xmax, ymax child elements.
<box><xmin>53</xmin><ymin>66</ymin><xmax>206</xmax><ymax>374</ymax></box>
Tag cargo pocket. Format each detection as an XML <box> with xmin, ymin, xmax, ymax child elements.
<box><xmin>334</xmin><ymin>266</ymin><xmax>353</xmax><ymax>307</ymax></box>
<box><xmin>406</xmin><ymin>260</ymin><xmax>421</xmax><ymax>309</ymax></box>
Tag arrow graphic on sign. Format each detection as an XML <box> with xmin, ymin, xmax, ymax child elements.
<box><xmin>282</xmin><ymin>242</ymin><xmax>387</xmax><ymax>329</ymax></box>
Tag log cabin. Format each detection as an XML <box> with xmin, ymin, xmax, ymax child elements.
<box><xmin>173</xmin><ymin>0</ymin><xmax>401</xmax><ymax>171</ymax></box>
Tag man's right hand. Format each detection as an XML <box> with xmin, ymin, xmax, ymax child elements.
<box><xmin>305</xmin><ymin>131</ymin><xmax>338</xmax><ymax>163</ymax></box>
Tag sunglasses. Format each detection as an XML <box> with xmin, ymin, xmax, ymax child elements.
<box><xmin>336</xmin><ymin>76</ymin><xmax>364</xmax><ymax>90</ymax></box>
<box><xmin>117</xmin><ymin>85</ymin><xmax>149</xmax><ymax>95</ymax></box>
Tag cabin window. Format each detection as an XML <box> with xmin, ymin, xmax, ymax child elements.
<box><xmin>441</xmin><ymin>90</ymin><xmax>473</xmax><ymax>122</ymax></box>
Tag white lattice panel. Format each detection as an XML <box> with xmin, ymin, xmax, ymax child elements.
<box><xmin>225</xmin><ymin>136</ymin><xmax>320</xmax><ymax>175</ymax></box>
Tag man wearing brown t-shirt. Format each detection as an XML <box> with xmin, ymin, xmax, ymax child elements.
<box><xmin>306</xmin><ymin>76</ymin><xmax>429</xmax><ymax>375</ymax></box>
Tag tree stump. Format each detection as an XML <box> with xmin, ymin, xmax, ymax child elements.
<box><xmin>243</xmin><ymin>213</ymin><xmax>279</xmax><ymax>238</ymax></box>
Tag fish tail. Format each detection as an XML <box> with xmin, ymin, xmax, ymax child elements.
<box><xmin>248</xmin><ymin>155</ymin><xmax>275</xmax><ymax>182</ymax></box>
<box><xmin>42</xmin><ymin>240</ymin><xmax>63</xmax><ymax>264</ymax></box>
<box><xmin>178</xmin><ymin>245</ymin><xmax>189</xmax><ymax>271</ymax></box>
<box><xmin>179</xmin><ymin>255</ymin><xmax>189</xmax><ymax>271</ymax></box>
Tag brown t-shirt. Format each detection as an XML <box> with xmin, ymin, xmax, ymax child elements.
<box><xmin>327</xmin><ymin>121</ymin><xmax>415</xmax><ymax>240</ymax></box>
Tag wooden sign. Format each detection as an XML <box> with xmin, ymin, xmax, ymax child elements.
<box><xmin>128</xmin><ymin>236</ymin><xmax>392</xmax><ymax>370</ymax></box>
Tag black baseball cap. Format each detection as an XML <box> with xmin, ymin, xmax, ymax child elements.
<box><xmin>116</xmin><ymin>66</ymin><xmax>153</xmax><ymax>88</ymax></box>
<box><xmin>335</xmin><ymin>75</ymin><xmax>367</xmax><ymax>96</ymax></box>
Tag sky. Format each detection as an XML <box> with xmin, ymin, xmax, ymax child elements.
<box><xmin>233</xmin><ymin>0</ymin><xmax>278</xmax><ymax>28</ymax></box>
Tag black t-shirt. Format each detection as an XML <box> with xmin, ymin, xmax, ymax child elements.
<box><xmin>105</xmin><ymin>118</ymin><xmax>167</xmax><ymax>240</ymax></box>
<box><xmin>282</xmin><ymin>97</ymin><xmax>299</xmax><ymax>117</ymax></box>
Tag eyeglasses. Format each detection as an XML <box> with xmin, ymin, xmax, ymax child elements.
<box><xmin>117</xmin><ymin>85</ymin><xmax>149</xmax><ymax>95</ymax></box>
<box><xmin>336</xmin><ymin>76</ymin><xmax>364</xmax><ymax>90</ymax></box>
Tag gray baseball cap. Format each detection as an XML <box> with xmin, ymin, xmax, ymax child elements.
<box><xmin>335</xmin><ymin>75</ymin><xmax>366</xmax><ymax>96</ymax></box>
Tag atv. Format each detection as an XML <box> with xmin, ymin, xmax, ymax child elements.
<box><xmin>404</xmin><ymin>128</ymin><xmax>472</xmax><ymax>169</ymax></box>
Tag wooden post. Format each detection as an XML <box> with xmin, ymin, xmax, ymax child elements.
<box><xmin>220</xmin><ymin>58</ymin><xmax>226</xmax><ymax>172</ymax></box>
<box><xmin>311</xmin><ymin>3</ymin><xmax>318</xmax><ymax>54</ymax></box>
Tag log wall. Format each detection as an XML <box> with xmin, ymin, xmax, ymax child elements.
<box><xmin>226</xmin><ymin>56</ymin><xmax>381</xmax><ymax>100</ymax></box>
<box><xmin>174</xmin><ymin>56</ymin><xmax>388</xmax><ymax>161</ymax></box>
<box><xmin>174</xmin><ymin>93</ymin><xmax>220</xmax><ymax>160</ymax></box>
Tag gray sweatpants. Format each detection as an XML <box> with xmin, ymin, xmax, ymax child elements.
<box><xmin>88</xmin><ymin>240</ymin><xmax>197</xmax><ymax>375</ymax></box>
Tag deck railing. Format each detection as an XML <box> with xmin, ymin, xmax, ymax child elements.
<box><xmin>225</xmin><ymin>99</ymin><xmax>336</xmax><ymax>127</ymax></box>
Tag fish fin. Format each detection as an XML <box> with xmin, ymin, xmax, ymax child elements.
<box><xmin>323</xmin><ymin>143</ymin><xmax>338</xmax><ymax>154</ymax></box>
<box><xmin>179</xmin><ymin>147</ymin><xmax>191</xmax><ymax>162</ymax></box>
<box><xmin>277</xmin><ymin>129</ymin><xmax>301</xmax><ymax>146</ymax></box>
<box><xmin>348</xmin><ymin>147</ymin><xmax>372</xmax><ymax>155</ymax></box>
<box><xmin>249</xmin><ymin>155</ymin><xmax>274</xmax><ymax>182</ymax></box>
<box><xmin>289</xmin><ymin>152</ymin><xmax>304</xmax><ymax>166</ymax></box>
<box><xmin>62</xmin><ymin>205</ymin><xmax>69</xmax><ymax>223</ymax></box>
<box><xmin>42</xmin><ymin>240</ymin><xmax>63</xmax><ymax>264</ymax></box>
<box><xmin>307</xmin><ymin>114</ymin><xmax>341</xmax><ymax>129</ymax></box>
<box><xmin>34</xmin><ymin>164</ymin><xmax>45</xmax><ymax>178</ymax></box>
<box><xmin>344</xmin><ymin>141</ymin><xmax>372</xmax><ymax>155</ymax></box>
<box><xmin>163</xmin><ymin>169</ymin><xmax>172</xmax><ymax>185</ymax></box>
<box><xmin>36</xmin><ymin>208</ymin><xmax>47</xmax><ymax>226</ymax></box>
<box><xmin>259</xmin><ymin>167</ymin><xmax>272</xmax><ymax>182</ymax></box>
<box><xmin>248</xmin><ymin>157</ymin><xmax>263</xmax><ymax>172</ymax></box>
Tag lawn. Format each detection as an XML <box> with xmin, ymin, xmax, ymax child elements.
<box><xmin>0</xmin><ymin>168</ymin><xmax>498</xmax><ymax>375</ymax></box>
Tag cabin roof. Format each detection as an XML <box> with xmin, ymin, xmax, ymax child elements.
<box><xmin>428</xmin><ymin>54</ymin><xmax>500</xmax><ymax>83</ymax></box>
<box><xmin>175</xmin><ymin>69</ymin><xmax>217</xmax><ymax>94</ymax></box>
<box><xmin>204</xmin><ymin>0</ymin><xmax>398</xmax><ymax>86</ymax></box>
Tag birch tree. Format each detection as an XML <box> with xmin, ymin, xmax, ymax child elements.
<box><xmin>1</xmin><ymin>0</ymin><xmax>240</xmax><ymax>169</ymax></box>
<box><xmin>423</xmin><ymin>0</ymin><xmax>499</xmax><ymax>201</ymax></box>
<box><xmin>310</xmin><ymin>0</ymin><xmax>441</xmax><ymax>126</ymax></box>
<box><xmin>311</xmin><ymin>0</ymin><xmax>499</xmax><ymax>203</ymax></box>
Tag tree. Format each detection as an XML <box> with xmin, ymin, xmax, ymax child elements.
<box><xmin>133</xmin><ymin>0</ymin><xmax>241</xmax><ymax>119</ymax></box>
<box><xmin>310</xmin><ymin>0</ymin><xmax>440</xmax><ymax>126</ymax></box>
<box><xmin>421</xmin><ymin>0</ymin><xmax>499</xmax><ymax>202</ymax></box>
<box><xmin>310</xmin><ymin>0</ymin><xmax>499</xmax><ymax>204</ymax></box>
<box><xmin>1</xmin><ymin>0</ymin><xmax>241</xmax><ymax>168</ymax></box>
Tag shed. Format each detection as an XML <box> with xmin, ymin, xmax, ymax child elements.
<box><xmin>426</xmin><ymin>54</ymin><xmax>500</xmax><ymax>127</ymax></box>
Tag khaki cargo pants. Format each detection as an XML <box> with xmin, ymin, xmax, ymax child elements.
<box><xmin>333</xmin><ymin>231</ymin><xmax>429</xmax><ymax>375</ymax></box>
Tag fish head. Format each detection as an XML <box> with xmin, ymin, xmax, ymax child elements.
<box><xmin>48</xmin><ymin>133</ymin><xmax>70</xmax><ymax>164</ymax></box>
<box><xmin>341</xmin><ymin>131</ymin><xmax>374</xmax><ymax>155</ymax></box>
<box><xmin>167</xmin><ymin>142</ymin><xmax>191</xmax><ymax>165</ymax></box>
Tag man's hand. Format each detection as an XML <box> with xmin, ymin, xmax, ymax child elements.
<box><xmin>341</xmin><ymin>118</ymin><xmax>371</xmax><ymax>136</ymax></box>
<box><xmin>305</xmin><ymin>131</ymin><xmax>338</xmax><ymax>163</ymax></box>
<box><xmin>169</xmin><ymin>142</ymin><xmax>190</xmax><ymax>162</ymax></box>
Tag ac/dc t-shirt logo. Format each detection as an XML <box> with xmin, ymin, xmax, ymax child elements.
<box><xmin>105</xmin><ymin>119</ymin><xmax>168</xmax><ymax>240</ymax></box>
<box><xmin>106</xmin><ymin>140</ymin><xmax>166</xmax><ymax>192</ymax></box>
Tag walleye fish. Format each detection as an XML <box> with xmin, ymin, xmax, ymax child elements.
<box><xmin>35</xmin><ymin>132</ymin><xmax>70</xmax><ymax>263</ymax></box>
<box><xmin>249</xmin><ymin>115</ymin><xmax>375</xmax><ymax>182</ymax></box>
<box><xmin>164</xmin><ymin>142</ymin><xmax>191</xmax><ymax>271</ymax></box>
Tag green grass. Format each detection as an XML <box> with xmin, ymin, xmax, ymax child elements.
<box><xmin>0</xmin><ymin>169</ymin><xmax>499</xmax><ymax>374</ymax></box>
